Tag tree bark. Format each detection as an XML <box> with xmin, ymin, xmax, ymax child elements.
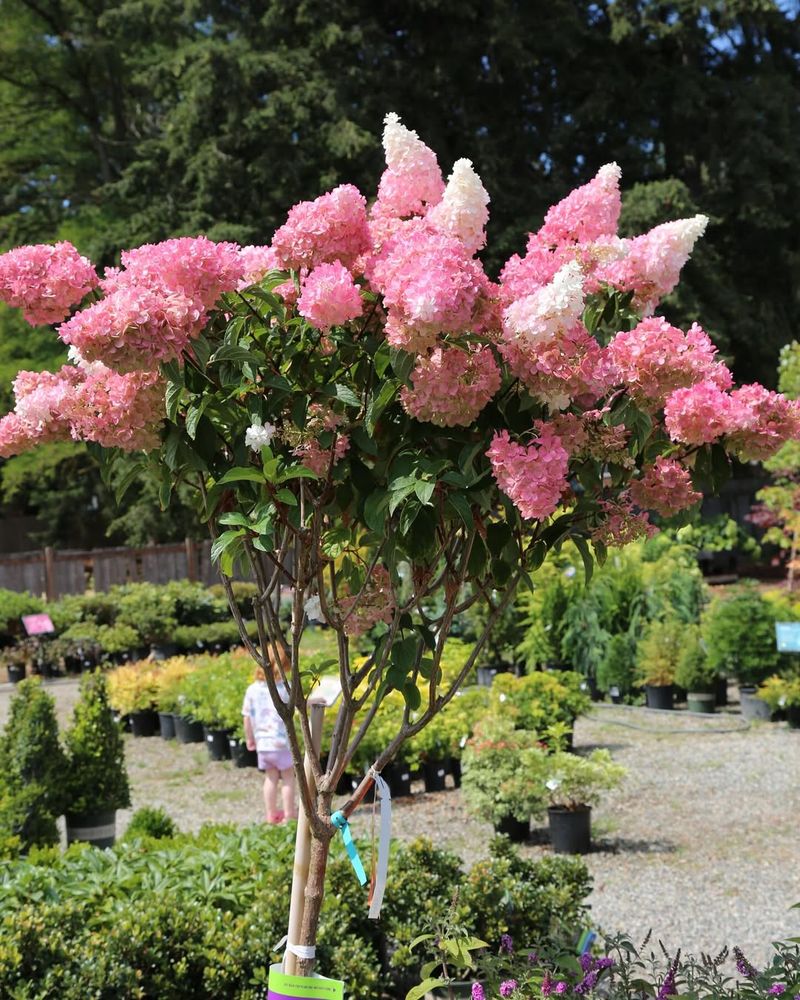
<box><xmin>296</xmin><ymin>829</ymin><xmax>334</xmax><ymax>977</ymax></box>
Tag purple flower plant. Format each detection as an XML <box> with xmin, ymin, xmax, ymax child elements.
<box><xmin>768</xmin><ymin>987</ymin><xmax>786</xmax><ymax>996</ymax></box>
<box><xmin>471</xmin><ymin>984</ymin><xmax>485</xmax><ymax>1000</ymax></box>
<box><xmin>500</xmin><ymin>980</ymin><xmax>518</xmax><ymax>998</ymax></box>
<box><xmin>500</xmin><ymin>934</ymin><xmax>514</xmax><ymax>955</ymax></box>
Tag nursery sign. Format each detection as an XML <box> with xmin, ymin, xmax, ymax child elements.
<box><xmin>21</xmin><ymin>613</ymin><xmax>54</xmax><ymax>636</ymax></box>
<box><xmin>775</xmin><ymin>622</ymin><xmax>800</xmax><ymax>653</ymax></box>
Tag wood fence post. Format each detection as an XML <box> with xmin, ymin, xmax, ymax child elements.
<box><xmin>185</xmin><ymin>537</ymin><xmax>198</xmax><ymax>582</ymax></box>
<box><xmin>43</xmin><ymin>546</ymin><xmax>56</xmax><ymax>601</ymax></box>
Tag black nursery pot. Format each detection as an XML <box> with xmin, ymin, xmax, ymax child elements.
<box><xmin>383</xmin><ymin>761</ymin><xmax>413</xmax><ymax>798</ymax></box>
<box><xmin>204</xmin><ymin>726</ymin><xmax>232</xmax><ymax>761</ymax></box>
<box><xmin>422</xmin><ymin>759</ymin><xmax>449</xmax><ymax>793</ymax></box>
<box><xmin>645</xmin><ymin>684</ymin><xmax>674</xmax><ymax>711</ymax></box>
<box><xmin>450</xmin><ymin>758</ymin><xmax>462</xmax><ymax>788</ymax></box>
<box><xmin>6</xmin><ymin>663</ymin><xmax>25</xmax><ymax>685</ymax></box>
<box><xmin>229</xmin><ymin>737</ymin><xmax>259</xmax><ymax>768</ymax></box>
<box><xmin>130</xmin><ymin>709</ymin><xmax>159</xmax><ymax>737</ymax></box>
<box><xmin>739</xmin><ymin>687</ymin><xmax>772</xmax><ymax>722</ymax></box>
<box><xmin>787</xmin><ymin>705</ymin><xmax>800</xmax><ymax>730</ymax></box>
<box><xmin>65</xmin><ymin>808</ymin><xmax>117</xmax><ymax>849</ymax></box>
<box><xmin>548</xmin><ymin>805</ymin><xmax>591</xmax><ymax>855</ymax></box>
<box><xmin>715</xmin><ymin>675</ymin><xmax>728</xmax><ymax>707</ymax></box>
<box><xmin>174</xmin><ymin>715</ymin><xmax>204</xmax><ymax>744</ymax></box>
<box><xmin>494</xmin><ymin>814</ymin><xmax>529</xmax><ymax>843</ymax></box>
<box><xmin>158</xmin><ymin>712</ymin><xmax>176</xmax><ymax>740</ymax></box>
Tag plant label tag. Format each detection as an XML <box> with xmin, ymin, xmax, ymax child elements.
<box><xmin>22</xmin><ymin>613</ymin><xmax>54</xmax><ymax>636</ymax></box>
<box><xmin>308</xmin><ymin>675</ymin><xmax>342</xmax><ymax>707</ymax></box>
<box><xmin>776</xmin><ymin>622</ymin><xmax>800</xmax><ymax>652</ymax></box>
<box><xmin>609</xmin><ymin>686</ymin><xmax>620</xmax><ymax>698</ymax></box>
<box><xmin>268</xmin><ymin>964</ymin><xmax>344</xmax><ymax>999</ymax></box>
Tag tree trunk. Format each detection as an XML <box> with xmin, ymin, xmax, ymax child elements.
<box><xmin>296</xmin><ymin>830</ymin><xmax>334</xmax><ymax>976</ymax></box>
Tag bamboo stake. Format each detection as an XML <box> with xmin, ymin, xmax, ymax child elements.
<box><xmin>284</xmin><ymin>700</ymin><xmax>325</xmax><ymax>976</ymax></box>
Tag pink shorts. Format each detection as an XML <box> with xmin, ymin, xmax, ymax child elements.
<box><xmin>258</xmin><ymin>750</ymin><xmax>293</xmax><ymax>772</ymax></box>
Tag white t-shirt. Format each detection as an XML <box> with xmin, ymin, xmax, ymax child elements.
<box><xmin>242</xmin><ymin>680</ymin><xmax>289</xmax><ymax>752</ymax></box>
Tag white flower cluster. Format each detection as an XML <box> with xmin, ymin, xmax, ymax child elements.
<box><xmin>244</xmin><ymin>421</ymin><xmax>276</xmax><ymax>451</ymax></box>
<box><xmin>428</xmin><ymin>158</ymin><xmax>490</xmax><ymax>253</ymax></box>
<box><xmin>503</xmin><ymin>260</ymin><xmax>585</xmax><ymax>348</ymax></box>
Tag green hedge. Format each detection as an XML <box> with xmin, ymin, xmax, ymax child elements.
<box><xmin>0</xmin><ymin>825</ymin><xmax>591</xmax><ymax>999</ymax></box>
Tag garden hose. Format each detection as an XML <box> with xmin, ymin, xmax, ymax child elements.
<box><xmin>587</xmin><ymin>703</ymin><xmax>752</xmax><ymax>736</ymax></box>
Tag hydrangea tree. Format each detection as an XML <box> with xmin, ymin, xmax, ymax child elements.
<box><xmin>1</xmin><ymin>114</ymin><xmax>798</xmax><ymax>974</ymax></box>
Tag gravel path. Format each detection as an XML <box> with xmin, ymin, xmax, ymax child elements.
<box><xmin>3</xmin><ymin>679</ymin><xmax>799</xmax><ymax>963</ymax></box>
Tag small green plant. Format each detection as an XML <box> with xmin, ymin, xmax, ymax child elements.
<box><xmin>107</xmin><ymin>661</ymin><xmax>160</xmax><ymax>715</ymax></box>
<box><xmin>674</xmin><ymin>624</ymin><xmax>717</xmax><ymax>693</ymax></box>
<box><xmin>542</xmin><ymin>748</ymin><xmax>626</xmax><ymax>810</ymax></box>
<box><xmin>122</xmin><ymin>807</ymin><xmax>178</xmax><ymax>842</ymax></box>
<box><xmin>596</xmin><ymin>633</ymin><xmax>637</xmax><ymax>698</ymax></box>
<box><xmin>635</xmin><ymin>618</ymin><xmax>684</xmax><ymax>687</ymax></box>
<box><xmin>115</xmin><ymin>583</ymin><xmax>179</xmax><ymax>647</ymax></box>
<box><xmin>758</xmin><ymin>674</ymin><xmax>800</xmax><ymax>711</ymax></box>
<box><xmin>461</xmin><ymin>716</ymin><xmax>549</xmax><ymax>826</ymax></box>
<box><xmin>0</xmin><ymin>678</ymin><xmax>67</xmax><ymax>851</ymax></box>
<box><xmin>702</xmin><ymin>583</ymin><xmax>781</xmax><ymax>686</ymax></box>
<box><xmin>63</xmin><ymin>671</ymin><xmax>130</xmax><ymax>816</ymax></box>
<box><xmin>489</xmin><ymin>671</ymin><xmax>590</xmax><ymax>733</ymax></box>
<box><xmin>0</xmin><ymin>589</ymin><xmax>44</xmax><ymax>645</ymax></box>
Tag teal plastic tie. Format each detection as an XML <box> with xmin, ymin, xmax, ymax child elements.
<box><xmin>331</xmin><ymin>810</ymin><xmax>367</xmax><ymax>886</ymax></box>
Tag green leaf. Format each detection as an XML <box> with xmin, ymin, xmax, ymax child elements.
<box><xmin>218</xmin><ymin>512</ymin><xmax>250</xmax><ymax>528</ymax></box>
<box><xmin>277</xmin><ymin>464</ymin><xmax>319</xmax><ymax>482</ymax></box>
<box><xmin>275</xmin><ymin>488</ymin><xmax>297</xmax><ymax>506</ymax></box>
<box><xmin>216</xmin><ymin>466</ymin><xmax>266</xmax><ymax>486</ymax></box>
<box><xmin>402</xmin><ymin>680</ymin><xmax>421</xmax><ymax>712</ymax></box>
<box><xmin>366</xmin><ymin>379</ymin><xmax>399</xmax><ymax>435</ymax></box>
<box><xmin>210</xmin><ymin>344</ymin><xmax>263</xmax><ymax>365</ymax></box>
<box><xmin>389</xmin><ymin>347</ymin><xmax>414</xmax><ymax>383</ymax></box>
<box><xmin>414</xmin><ymin>480</ymin><xmax>435</xmax><ymax>505</ymax></box>
<box><xmin>445</xmin><ymin>493</ymin><xmax>473</xmax><ymax>528</ymax></box>
<box><xmin>210</xmin><ymin>528</ymin><xmax>245</xmax><ymax>563</ymax></box>
<box><xmin>364</xmin><ymin>490</ymin><xmax>389</xmax><ymax>535</ymax></box>
<box><xmin>405</xmin><ymin>979</ymin><xmax>449</xmax><ymax>1000</ymax></box>
<box><xmin>391</xmin><ymin>636</ymin><xmax>419</xmax><ymax>672</ymax></box>
<box><xmin>326</xmin><ymin>383</ymin><xmax>361</xmax><ymax>408</ymax></box>
<box><xmin>572</xmin><ymin>535</ymin><xmax>594</xmax><ymax>585</ymax></box>
<box><xmin>165</xmin><ymin>382</ymin><xmax>184</xmax><ymax>422</ymax></box>
<box><xmin>185</xmin><ymin>397</ymin><xmax>211</xmax><ymax>439</ymax></box>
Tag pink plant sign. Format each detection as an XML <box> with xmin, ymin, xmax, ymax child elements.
<box><xmin>22</xmin><ymin>613</ymin><xmax>55</xmax><ymax>636</ymax></box>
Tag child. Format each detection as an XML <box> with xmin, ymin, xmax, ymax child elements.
<box><xmin>242</xmin><ymin>649</ymin><xmax>297</xmax><ymax>824</ymax></box>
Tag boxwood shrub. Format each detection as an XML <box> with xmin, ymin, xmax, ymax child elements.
<box><xmin>0</xmin><ymin>825</ymin><xmax>591</xmax><ymax>999</ymax></box>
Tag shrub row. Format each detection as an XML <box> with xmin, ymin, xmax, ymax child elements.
<box><xmin>0</xmin><ymin>822</ymin><xmax>591</xmax><ymax>1000</ymax></box>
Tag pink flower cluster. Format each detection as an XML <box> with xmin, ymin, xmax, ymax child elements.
<box><xmin>400</xmin><ymin>345</ymin><xmax>500</xmax><ymax>427</ymax></box>
<box><xmin>104</xmin><ymin>236</ymin><xmax>243</xmax><ymax>309</ymax></box>
<box><xmin>599</xmin><ymin>215</ymin><xmax>708</xmax><ymax>314</ymax></box>
<box><xmin>294</xmin><ymin>434</ymin><xmax>350</xmax><ymax>477</ymax></box>
<box><xmin>59</xmin><ymin>285</ymin><xmax>206</xmax><ymax>373</ymax></box>
<box><xmin>368</xmin><ymin>222</ymin><xmax>486</xmax><ymax>353</ymax></box>
<box><xmin>629</xmin><ymin>457</ymin><xmax>701</xmax><ymax>516</ymax></box>
<box><xmin>0</xmin><ymin>242</ymin><xmax>98</xmax><ymax>326</ymax></box>
<box><xmin>272</xmin><ymin>184</ymin><xmax>370</xmax><ymax>271</ymax></box>
<box><xmin>486</xmin><ymin>424</ymin><xmax>569</xmax><ymax>521</ymax></box>
<box><xmin>536</xmin><ymin>163</ymin><xmax>622</xmax><ymax>247</ymax></box>
<box><xmin>0</xmin><ymin>364</ymin><xmax>163</xmax><ymax>457</ymax></box>
<box><xmin>297</xmin><ymin>262</ymin><xmax>363</xmax><ymax>331</ymax></box>
<box><xmin>426</xmin><ymin>158</ymin><xmax>490</xmax><ymax>254</ymax></box>
<box><xmin>238</xmin><ymin>244</ymin><xmax>281</xmax><ymax>287</ymax></box>
<box><xmin>372</xmin><ymin>112</ymin><xmax>444</xmax><ymax>222</ymax></box>
<box><xmin>338</xmin><ymin>564</ymin><xmax>396</xmax><ymax>637</ymax></box>
<box><xmin>550</xmin><ymin>410</ymin><xmax>631</xmax><ymax>465</ymax></box>
<box><xmin>606</xmin><ymin>317</ymin><xmax>731</xmax><ymax>408</ymax></box>
<box><xmin>665</xmin><ymin>382</ymin><xmax>800</xmax><ymax>461</ymax></box>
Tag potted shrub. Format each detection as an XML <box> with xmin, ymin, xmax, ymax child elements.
<box><xmin>702</xmin><ymin>585</ymin><xmax>781</xmax><ymax>720</ymax></box>
<box><xmin>543</xmin><ymin>748</ymin><xmax>626</xmax><ymax>854</ymax></box>
<box><xmin>116</xmin><ymin>583</ymin><xmax>179</xmax><ymax>659</ymax></box>
<box><xmin>674</xmin><ymin>625</ymin><xmax>718</xmax><ymax>714</ymax></box>
<box><xmin>1</xmin><ymin>644</ymin><xmax>29</xmax><ymax>685</ymax></box>
<box><xmin>489</xmin><ymin>670</ymin><xmax>590</xmax><ymax>741</ymax></box>
<box><xmin>63</xmin><ymin>671</ymin><xmax>130</xmax><ymax>847</ymax></box>
<box><xmin>461</xmin><ymin>717</ymin><xmax>548</xmax><ymax>842</ymax></box>
<box><xmin>635</xmin><ymin>618</ymin><xmax>684</xmax><ymax>710</ymax></box>
<box><xmin>153</xmin><ymin>656</ymin><xmax>195</xmax><ymax>740</ymax></box>
<box><xmin>758</xmin><ymin>675</ymin><xmax>800</xmax><ymax>729</ymax></box>
<box><xmin>0</xmin><ymin>678</ymin><xmax>67</xmax><ymax>851</ymax></box>
<box><xmin>597</xmin><ymin>633</ymin><xmax>637</xmax><ymax>703</ymax></box>
<box><xmin>108</xmin><ymin>661</ymin><xmax>160</xmax><ymax>736</ymax></box>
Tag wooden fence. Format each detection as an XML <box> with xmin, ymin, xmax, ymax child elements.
<box><xmin>0</xmin><ymin>539</ymin><xmax>226</xmax><ymax>600</ymax></box>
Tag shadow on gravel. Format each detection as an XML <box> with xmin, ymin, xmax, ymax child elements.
<box><xmin>575</xmin><ymin>741</ymin><xmax>631</xmax><ymax>755</ymax></box>
<box><xmin>593</xmin><ymin>836</ymin><xmax>677</xmax><ymax>856</ymax></box>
